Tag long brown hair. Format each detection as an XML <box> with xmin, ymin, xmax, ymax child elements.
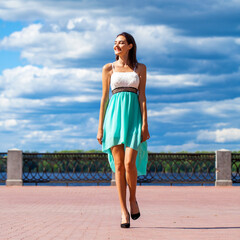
<box><xmin>115</xmin><ymin>32</ymin><xmax>138</xmax><ymax>69</ymax></box>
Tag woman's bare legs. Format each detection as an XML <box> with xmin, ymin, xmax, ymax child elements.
<box><xmin>125</xmin><ymin>147</ymin><xmax>139</xmax><ymax>215</ymax></box>
<box><xmin>111</xmin><ymin>144</ymin><xmax>129</xmax><ymax>223</ymax></box>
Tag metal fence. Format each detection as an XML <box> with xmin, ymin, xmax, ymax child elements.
<box><xmin>22</xmin><ymin>152</ymin><xmax>111</xmax><ymax>185</ymax></box>
<box><xmin>0</xmin><ymin>153</ymin><xmax>7</xmax><ymax>183</ymax></box>
<box><xmin>1</xmin><ymin>152</ymin><xmax>240</xmax><ymax>185</ymax></box>
<box><xmin>22</xmin><ymin>152</ymin><xmax>216</xmax><ymax>185</ymax></box>
<box><xmin>138</xmin><ymin>153</ymin><xmax>215</xmax><ymax>185</ymax></box>
<box><xmin>232</xmin><ymin>153</ymin><xmax>240</xmax><ymax>183</ymax></box>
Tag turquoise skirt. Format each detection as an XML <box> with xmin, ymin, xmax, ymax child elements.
<box><xmin>102</xmin><ymin>91</ymin><xmax>148</xmax><ymax>176</ymax></box>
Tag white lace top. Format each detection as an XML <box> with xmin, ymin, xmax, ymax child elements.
<box><xmin>110</xmin><ymin>63</ymin><xmax>139</xmax><ymax>91</ymax></box>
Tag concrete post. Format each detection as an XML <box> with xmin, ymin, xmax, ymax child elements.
<box><xmin>215</xmin><ymin>149</ymin><xmax>232</xmax><ymax>186</ymax></box>
<box><xmin>6</xmin><ymin>149</ymin><xmax>23</xmax><ymax>186</ymax></box>
<box><xmin>111</xmin><ymin>171</ymin><xmax>116</xmax><ymax>186</ymax></box>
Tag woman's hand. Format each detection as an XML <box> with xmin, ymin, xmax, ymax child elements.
<box><xmin>97</xmin><ymin>129</ymin><xmax>103</xmax><ymax>145</ymax></box>
<box><xmin>141</xmin><ymin>125</ymin><xmax>150</xmax><ymax>143</ymax></box>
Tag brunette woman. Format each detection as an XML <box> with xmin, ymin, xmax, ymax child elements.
<box><xmin>97</xmin><ymin>32</ymin><xmax>150</xmax><ymax>228</ymax></box>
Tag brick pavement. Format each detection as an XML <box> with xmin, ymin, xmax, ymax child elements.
<box><xmin>0</xmin><ymin>186</ymin><xmax>240</xmax><ymax>240</ymax></box>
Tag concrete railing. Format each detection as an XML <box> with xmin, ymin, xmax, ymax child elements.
<box><xmin>6</xmin><ymin>149</ymin><xmax>23</xmax><ymax>186</ymax></box>
<box><xmin>5</xmin><ymin>149</ymin><xmax>234</xmax><ymax>186</ymax></box>
<box><xmin>215</xmin><ymin>149</ymin><xmax>232</xmax><ymax>186</ymax></box>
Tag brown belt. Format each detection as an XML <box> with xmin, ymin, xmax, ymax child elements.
<box><xmin>112</xmin><ymin>87</ymin><xmax>138</xmax><ymax>95</ymax></box>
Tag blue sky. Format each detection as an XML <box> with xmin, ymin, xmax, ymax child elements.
<box><xmin>0</xmin><ymin>0</ymin><xmax>240</xmax><ymax>152</ymax></box>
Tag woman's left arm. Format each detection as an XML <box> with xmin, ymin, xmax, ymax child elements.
<box><xmin>138</xmin><ymin>63</ymin><xmax>150</xmax><ymax>143</ymax></box>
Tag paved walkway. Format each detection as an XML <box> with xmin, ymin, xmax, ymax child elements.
<box><xmin>0</xmin><ymin>186</ymin><xmax>240</xmax><ymax>240</ymax></box>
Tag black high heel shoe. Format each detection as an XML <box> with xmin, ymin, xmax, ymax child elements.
<box><xmin>131</xmin><ymin>201</ymin><xmax>140</xmax><ymax>220</ymax></box>
<box><xmin>121</xmin><ymin>213</ymin><xmax>130</xmax><ymax>228</ymax></box>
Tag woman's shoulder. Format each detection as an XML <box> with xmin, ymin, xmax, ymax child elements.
<box><xmin>102</xmin><ymin>62</ymin><xmax>113</xmax><ymax>73</ymax></box>
<box><xmin>136</xmin><ymin>62</ymin><xmax>146</xmax><ymax>72</ymax></box>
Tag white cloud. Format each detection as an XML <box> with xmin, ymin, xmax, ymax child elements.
<box><xmin>0</xmin><ymin>119</ymin><xmax>17</xmax><ymax>128</ymax></box>
<box><xmin>183</xmin><ymin>36</ymin><xmax>237</xmax><ymax>56</ymax></box>
<box><xmin>202</xmin><ymin>98</ymin><xmax>240</xmax><ymax>117</ymax></box>
<box><xmin>147</xmin><ymin>70</ymin><xmax>240</xmax><ymax>88</ymax></box>
<box><xmin>46</xmin><ymin>95</ymin><xmax>100</xmax><ymax>103</ymax></box>
<box><xmin>0</xmin><ymin>119</ymin><xmax>30</xmax><ymax>131</ymax></box>
<box><xmin>131</xmin><ymin>25</ymin><xmax>179</xmax><ymax>55</ymax></box>
<box><xmin>164</xmin><ymin>131</ymin><xmax>196</xmax><ymax>137</ymax></box>
<box><xmin>148</xmin><ymin>142</ymin><xmax>201</xmax><ymax>153</ymax></box>
<box><xmin>0</xmin><ymin>0</ymin><xmax>92</xmax><ymax>21</ymax></box>
<box><xmin>147</xmin><ymin>73</ymin><xmax>202</xmax><ymax>87</ymax></box>
<box><xmin>148</xmin><ymin>97</ymin><xmax>240</xmax><ymax>122</ymax></box>
<box><xmin>214</xmin><ymin>122</ymin><xmax>229</xmax><ymax>128</ymax></box>
<box><xmin>19</xmin><ymin>116</ymin><xmax>100</xmax><ymax>151</ymax></box>
<box><xmin>24</xmin><ymin>130</ymin><xmax>54</xmax><ymax>142</ymax></box>
<box><xmin>234</xmin><ymin>38</ymin><xmax>240</xmax><ymax>45</ymax></box>
<box><xmin>130</xmin><ymin>24</ymin><xmax>239</xmax><ymax>63</ymax></box>
<box><xmin>0</xmin><ymin>95</ymin><xmax>46</xmax><ymax>113</ymax></box>
<box><xmin>1</xmin><ymin>14</ymin><xmax>239</xmax><ymax>70</ymax></box>
<box><xmin>0</xmin><ymin>24</ymin><xmax>95</xmax><ymax>66</ymax></box>
<box><xmin>1</xmin><ymin>24</ymin><xmax>42</xmax><ymax>48</ymax></box>
<box><xmin>66</xmin><ymin>17</ymin><xmax>96</xmax><ymax>31</ymax></box>
<box><xmin>0</xmin><ymin>65</ymin><xmax>101</xmax><ymax>99</ymax></box>
<box><xmin>148</xmin><ymin>107</ymin><xmax>189</xmax><ymax>117</ymax></box>
<box><xmin>0</xmin><ymin>16</ymin><xmax>126</xmax><ymax>66</ymax></box>
<box><xmin>0</xmin><ymin>112</ymin><xmax>101</xmax><ymax>152</ymax></box>
<box><xmin>197</xmin><ymin>128</ymin><xmax>240</xmax><ymax>143</ymax></box>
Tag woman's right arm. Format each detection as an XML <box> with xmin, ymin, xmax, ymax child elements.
<box><xmin>97</xmin><ymin>63</ymin><xmax>111</xmax><ymax>145</ymax></box>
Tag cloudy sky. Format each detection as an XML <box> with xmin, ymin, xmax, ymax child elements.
<box><xmin>0</xmin><ymin>0</ymin><xmax>240</xmax><ymax>152</ymax></box>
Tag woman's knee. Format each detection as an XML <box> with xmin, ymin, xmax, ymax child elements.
<box><xmin>125</xmin><ymin>147</ymin><xmax>137</xmax><ymax>172</ymax></box>
<box><xmin>125</xmin><ymin>158</ymin><xmax>136</xmax><ymax>172</ymax></box>
<box><xmin>115</xmin><ymin>161</ymin><xmax>125</xmax><ymax>172</ymax></box>
<box><xmin>111</xmin><ymin>144</ymin><xmax>125</xmax><ymax>172</ymax></box>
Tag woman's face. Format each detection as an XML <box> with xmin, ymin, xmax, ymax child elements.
<box><xmin>113</xmin><ymin>35</ymin><xmax>133</xmax><ymax>56</ymax></box>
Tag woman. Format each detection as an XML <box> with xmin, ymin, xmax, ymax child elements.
<box><xmin>97</xmin><ymin>32</ymin><xmax>150</xmax><ymax>228</ymax></box>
